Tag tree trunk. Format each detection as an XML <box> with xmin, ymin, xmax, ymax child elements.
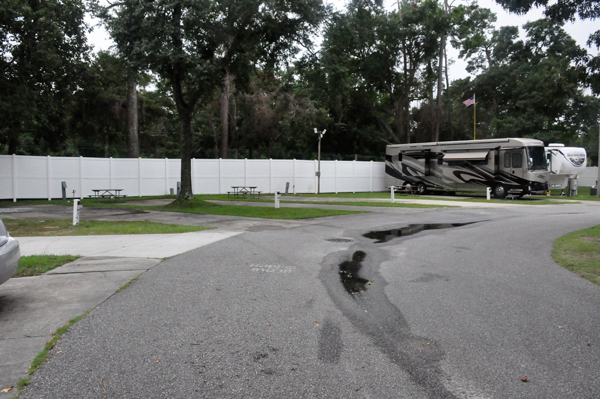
<box><xmin>434</xmin><ymin>33</ymin><xmax>445</xmax><ymax>142</ymax></box>
<box><xmin>394</xmin><ymin>99</ymin><xmax>403</xmax><ymax>141</ymax></box>
<box><xmin>127</xmin><ymin>77</ymin><xmax>139</xmax><ymax>158</ymax></box>
<box><xmin>444</xmin><ymin>45</ymin><xmax>452</xmax><ymax>141</ymax></box>
<box><xmin>179</xmin><ymin>110</ymin><xmax>194</xmax><ymax>200</ymax></box>
<box><xmin>220</xmin><ymin>74</ymin><xmax>231</xmax><ymax>159</ymax></box>
<box><xmin>8</xmin><ymin>129</ymin><xmax>19</xmax><ymax>155</ymax></box>
<box><xmin>231</xmin><ymin>87</ymin><xmax>238</xmax><ymax>158</ymax></box>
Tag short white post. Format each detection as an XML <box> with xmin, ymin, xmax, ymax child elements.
<box><xmin>73</xmin><ymin>199</ymin><xmax>81</xmax><ymax>225</ymax></box>
<box><xmin>274</xmin><ymin>191</ymin><xmax>280</xmax><ymax>209</ymax></box>
<box><xmin>486</xmin><ymin>187</ymin><xmax>491</xmax><ymax>200</ymax></box>
<box><xmin>390</xmin><ymin>186</ymin><xmax>395</xmax><ymax>203</ymax></box>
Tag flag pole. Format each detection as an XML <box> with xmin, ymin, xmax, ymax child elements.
<box><xmin>473</xmin><ymin>93</ymin><xmax>476</xmax><ymax>140</ymax></box>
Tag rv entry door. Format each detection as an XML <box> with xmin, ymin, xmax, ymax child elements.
<box><xmin>503</xmin><ymin>150</ymin><xmax>524</xmax><ymax>181</ymax></box>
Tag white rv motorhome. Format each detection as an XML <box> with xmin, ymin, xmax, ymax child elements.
<box><xmin>385</xmin><ymin>138</ymin><xmax>549</xmax><ymax>199</ymax></box>
<box><xmin>545</xmin><ymin>144</ymin><xmax>587</xmax><ymax>190</ymax></box>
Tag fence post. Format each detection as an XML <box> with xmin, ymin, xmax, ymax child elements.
<box><xmin>79</xmin><ymin>156</ymin><xmax>83</xmax><ymax>199</ymax></box>
<box><xmin>109</xmin><ymin>157</ymin><xmax>113</xmax><ymax>190</ymax></box>
<box><xmin>268</xmin><ymin>159</ymin><xmax>272</xmax><ymax>194</ymax></box>
<box><xmin>293</xmin><ymin>159</ymin><xmax>296</xmax><ymax>194</ymax></box>
<box><xmin>335</xmin><ymin>159</ymin><xmax>338</xmax><ymax>194</ymax></box>
<box><xmin>191</xmin><ymin>158</ymin><xmax>196</xmax><ymax>195</ymax></box>
<box><xmin>138</xmin><ymin>157</ymin><xmax>142</xmax><ymax>197</ymax></box>
<box><xmin>370</xmin><ymin>160</ymin><xmax>373</xmax><ymax>192</ymax></box>
<box><xmin>244</xmin><ymin>158</ymin><xmax>248</xmax><ymax>187</ymax></box>
<box><xmin>12</xmin><ymin>154</ymin><xmax>17</xmax><ymax>202</ymax></box>
<box><xmin>165</xmin><ymin>158</ymin><xmax>169</xmax><ymax>195</ymax></box>
<box><xmin>219</xmin><ymin>158</ymin><xmax>223</xmax><ymax>194</ymax></box>
<box><xmin>353</xmin><ymin>160</ymin><xmax>356</xmax><ymax>193</ymax></box>
<box><xmin>47</xmin><ymin>155</ymin><xmax>52</xmax><ymax>201</ymax></box>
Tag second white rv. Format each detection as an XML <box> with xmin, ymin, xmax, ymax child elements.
<box><xmin>386</xmin><ymin>138</ymin><xmax>549</xmax><ymax>199</ymax></box>
<box><xmin>545</xmin><ymin>144</ymin><xmax>587</xmax><ymax>190</ymax></box>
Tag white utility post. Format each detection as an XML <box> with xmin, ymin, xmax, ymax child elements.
<box><xmin>73</xmin><ymin>199</ymin><xmax>81</xmax><ymax>225</ymax></box>
<box><xmin>390</xmin><ymin>186</ymin><xmax>395</xmax><ymax>203</ymax></box>
<box><xmin>274</xmin><ymin>191</ymin><xmax>281</xmax><ymax>209</ymax></box>
<box><xmin>314</xmin><ymin>128</ymin><xmax>326</xmax><ymax>194</ymax></box>
<box><xmin>486</xmin><ymin>187</ymin><xmax>491</xmax><ymax>200</ymax></box>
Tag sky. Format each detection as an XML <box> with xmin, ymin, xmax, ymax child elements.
<box><xmin>86</xmin><ymin>0</ymin><xmax>599</xmax><ymax>82</ymax></box>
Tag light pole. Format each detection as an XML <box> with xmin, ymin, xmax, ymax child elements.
<box><xmin>315</xmin><ymin>127</ymin><xmax>326</xmax><ymax>194</ymax></box>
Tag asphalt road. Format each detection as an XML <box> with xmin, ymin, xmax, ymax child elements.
<box><xmin>17</xmin><ymin>202</ymin><xmax>600</xmax><ymax>398</ymax></box>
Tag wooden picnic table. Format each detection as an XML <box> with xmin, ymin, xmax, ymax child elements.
<box><xmin>228</xmin><ymin>186</ymin><xmax>261</xmax><ymax>199</ymax></box>
<box><xmin>89</xmin><ymin>189</ymin><xmax>127</xmax><ymax>203</ymax></box>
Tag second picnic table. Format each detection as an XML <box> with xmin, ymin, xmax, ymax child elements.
<box><xmin>89</xmin><ymin>189</ymin><xmax>127</xmax><ymax>203</ymax></box>
<box><xmin>228</xmin><ymin>186</ymin><xmax>261</xmax><ymax>199</ymax></box>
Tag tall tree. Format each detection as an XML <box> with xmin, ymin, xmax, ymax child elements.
<box><xmin>101</xmin><ymin>0</ymin><xmax>326</xmax><ymax>199</ymax></box>
<box><xmin>0</xmin><ymin>0</ymin><xmax>90</xmax><ymax>154</ymax></box>
<box><xmin>451</xmin><ymin>19</ymin><xmax>591</xmax><ymax>141</ymax></box>
<box><xmin>127</xmin><ymin>74</ymin><xmax>139</xmax><ymax>158</ymax></box>
<box><xmin>319</xmin><ymin>0</ymin><xmax>445</xmax><ymax>144</ymax></box>
<box><xmin>494</xmin><ymin>0</ymin><xmax>600</xmax><ymax>94</ymax></box>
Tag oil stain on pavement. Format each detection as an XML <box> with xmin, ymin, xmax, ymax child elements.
<box><xmin>319</xmin><ymin>223</ymin><xmax>480</xmax><ymax>398</ymax></box>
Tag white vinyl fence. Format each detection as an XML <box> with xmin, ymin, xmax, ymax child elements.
<box><xmin>0</xmin><ymin>155</ymin><xmax>387</xmax><ymax>201</ymax></box>
<box><xmin>578</xmin><ymin>167</ymin><xmax>599</xmax><ymax>187</ymax></box>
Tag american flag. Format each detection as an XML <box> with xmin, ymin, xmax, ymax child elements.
<box><xmin>463</xmin><ymin>96</ymin><xmax>475</xmax><ymax>107</ymax></box>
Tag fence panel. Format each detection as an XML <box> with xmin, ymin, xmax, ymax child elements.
<box><xmin>579</xmin><ymin>167</ymin><xmax>598</xmax><ymax>187</ymax></box>
<box><xmin>192</xmin><ymin>159</ymin><xmax>220</xmax><ymax>194</ymax></box>
<box><xmin>16</xmin><ymin>156</ymin><xmax>48</xmax><ymax>199</ymax></box>
<box><xmin>48</xmin><ymin>157</ymin><xmax>82</xmax><ymax>199</ymax></box>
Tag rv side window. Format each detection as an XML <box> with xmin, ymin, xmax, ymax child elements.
<box><xmin>512</xmin><ymin>153</ymin><xmax>522</xmax><ymax>168</ymax></box>
<box><xmin>504</xmin><ymin>153</ymin><xmax>511</xmax><ymax>168</ymax></box>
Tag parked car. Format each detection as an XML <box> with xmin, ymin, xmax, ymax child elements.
<box><xmin>0</xmin><ymin>218</ymin><xmax>20</xmax><ymax>285</ymax></box>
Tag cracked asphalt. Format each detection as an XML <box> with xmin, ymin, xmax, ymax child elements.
<box><xmin>3</xmin><ymin>199</ymin><xmax>600</xmax><ymax>398</ymax></box>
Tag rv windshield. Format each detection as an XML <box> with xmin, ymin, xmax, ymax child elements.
<box><xmin>526</xmin><ymin>146</ymin><xmax>547</xmax><ymax>171</ymax></box>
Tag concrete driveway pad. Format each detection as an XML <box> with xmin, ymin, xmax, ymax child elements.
<box><xmin>17</xmin><ymin>230</ymin><xmax>242</xmax><ymax>258</ymax></box>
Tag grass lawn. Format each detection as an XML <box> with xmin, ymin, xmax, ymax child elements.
<box><xmin>4</xmin><ymin>219</ymin><xmax>212</xmax><ymax>237</ymax></box>
<box><xmin>553</xmin><ymin>225</ymin><xmax>600</xmax><ymax>286</ymax></box>
<box><xmin>153</xmin><ymin>198</ymin><xmax>365</xmax><ymax>219</ymax></box>
<box><xmin>286</xmin><ymin>200</ymin><xmax>453</xmax><ymax>208</ymax></box>
<box><xmin>70</xmin><ymin>195</ymin><xmax>365</xmax><ymax>219</ymax></box>
<box><xmin>541</xmin><ymin>186</ymin><xmax>600</xmax><ymax>201</ymax></box>
<box><xmin>257</xmin><ymin>191</ymin><xmax>576</xmax><ymax>205</ymax></box>
<box><xmin>16</xmin><ymin>255</ymin><xmax>81</xmax><ymax>277</ymax></box>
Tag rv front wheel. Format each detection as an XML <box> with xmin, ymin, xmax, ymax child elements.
<box><xmin>416</xmin><ymin>183</ymin><xmax>427</xmax><ymax>195</ymax></box>
<box><xmin>493</xmin><ymin>184</ymin><xmax>507</xmax><ymax>199</ymax></box>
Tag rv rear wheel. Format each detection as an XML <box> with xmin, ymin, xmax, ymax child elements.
<box><xmin>416</xmin><ymin>183</ymin><xmax>427</xmax><ymax>195</ymax></box>
<box><xmin>493</xmin><ymin>184</ymin><xmax>507</xmax><ymax>199</ymax></box>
